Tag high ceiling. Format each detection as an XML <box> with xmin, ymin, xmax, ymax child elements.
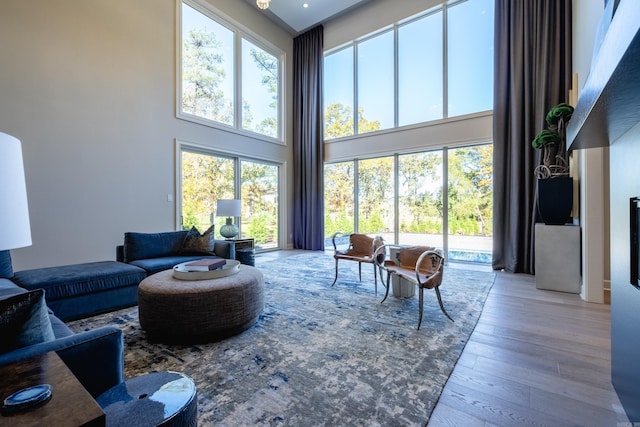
<box><xmin>245</xmin><ymin>0</ymin><xmax>372</xmax><ymax>35</ymax></box>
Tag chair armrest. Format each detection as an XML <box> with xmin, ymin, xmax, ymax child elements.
<box><xmin>331</xmin><ymin>231</ymin><xmax>351</xmax><ymax>253</ymax></box>
<box><xmin>213</xmin><ymin>240</ymin><xmax>236</xmax><ymax>260</ymax></box>
<box><xmin>373</xmin><ymin>244</ymin><xmax>388</xmax><ymax>269</ymax></box>
<box><xmin>0</xmin><ymin>326</ymin><xmax>124</xmax><ymax>397</ymax></box>
<box><xmin>415</xmin><ymin>250</ymin><xmax>444</xmax><ymax>286</ymax></box>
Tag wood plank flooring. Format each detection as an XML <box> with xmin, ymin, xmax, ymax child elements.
<box><xmin>258</xmin><ymin>250</ymin><xmax>630</xmax><ymax>426</ymax></box>
<box><xmin>428</xmin><ymin>269</ymin><xmax>629</xmax><ymax>427</ymax></box>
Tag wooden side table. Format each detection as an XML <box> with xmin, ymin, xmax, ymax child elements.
<box><xmin>0</xmin><ymin>352</ymin><xmax>105</xmax><ymax>426</ymax></box>
<box><xmin>233</xmin><ymin>238</ymin><xmax>255</xmax><ymax>266</ymax></box>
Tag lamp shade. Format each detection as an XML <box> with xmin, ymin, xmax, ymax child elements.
<box><xmin>0</xmin><ymin>132</ymin><xmax>32</xmax><ymax>250</ymax></box>
<box><xmin>216</xmin><ymin>199</ymin><xmax>241</xmax><ymax>217</ymax></box>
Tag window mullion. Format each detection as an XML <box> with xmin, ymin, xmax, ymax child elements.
<box><xmin>354</xmin><ymin>160</ymin><xmax>359</xmax><ymax>233</ymax></box>
<box><xmin>442</xmin><ymin>147</ymin><xmax>449</xmax><ymax>262</ymax></box>
<box><xmin>353</xmin><ymin>43</ymin><xmax>358</xmax><ymax>136</ymax></box>
<box><xmin>394</xmin><ymin>25</ymin><xmax>399</xmax><ymax>129</ymax></box>
<box><xmin>442</xmin><ymin>4</ymin><xmax>448</xmax><ymax>119</ymax></box>
<box><xmin>235</xmin><ymin>32</ymin><xmax>242</xmax><ymax>130</ymax></box>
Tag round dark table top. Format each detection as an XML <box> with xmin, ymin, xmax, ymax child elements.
<box><xmin>96</xmin><ymin>371</ymin><xmax>197</xmax><ymax>427</ymax></box>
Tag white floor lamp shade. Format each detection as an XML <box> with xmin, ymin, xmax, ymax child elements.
<box><xmin>0</xmin><ymin>132</ymin><xmax>32</xmax><ymax>250</ymax></box>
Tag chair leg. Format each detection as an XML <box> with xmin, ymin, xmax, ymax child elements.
<box><xmin>358</xmin><ymin>262</ymin><xmax>362</xmax><ymax>281</ymax></box>
<box><xmin>381</xmin><ymin>272</ymin><xmax>391</xmax><ymax>303</ymax></box>
<box><xmin>332</xmin><ymin>259</ymin><xmax>339</xmax><ymax>286</ymax></box>
<box><xmin>435</xmin><ymin>287</ymin><xmax>454</xmax><ymax>322</ymax></box>
<box><xmin>373</xmin><ymin>263</ymin><xmax>377</xmax><ymax>294</ymax></box>
<box><xmin>417</xmin><ymin>287</ymin><xmax>424</xmax><ymax>330</ymax></box>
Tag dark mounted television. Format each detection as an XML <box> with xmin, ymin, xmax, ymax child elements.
<box><xmin>630</xmin><ymin>197</ymin><xmax>640</xmax><ymax>287</ymax></box>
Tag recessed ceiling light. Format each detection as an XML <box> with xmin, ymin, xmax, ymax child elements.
<box><xmin>303</xmin><ymin>3</ymin><xmax>309</xmax><ymax>8</ymax></box>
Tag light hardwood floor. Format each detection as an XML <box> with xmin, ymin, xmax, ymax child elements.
<box><xmin>428</xmin><ymin>268</ymin><xmax>629</xmax><ymax>427</ymax></box>
<box><xmin>257</xmin><ymin>250</ymin><xmax>630</xmax><ymax>426</ymax></box>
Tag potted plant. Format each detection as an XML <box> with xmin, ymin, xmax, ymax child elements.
<box><xmin>532</xmin><ymin>103</ymin><xmax>574</xmax><ymax>225</ymax></box>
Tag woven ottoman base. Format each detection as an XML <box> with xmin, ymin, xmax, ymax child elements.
<box><xmin>138</xmin><ymin>265</ymin><xmax>264</xmax><ymax>343</ymax></box>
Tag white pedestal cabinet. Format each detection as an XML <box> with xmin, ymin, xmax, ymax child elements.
<box><xmin>534</xmin><ymin>224</ymin><xmax>581</xmax><ymax>293</ymax></box>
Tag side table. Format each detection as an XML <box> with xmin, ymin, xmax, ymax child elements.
<box><xmin>0</xmin><ymin>352</ymin><xmax>105</xmax><ymax>426</ymax></box>
<box><xmin>96</xmin><ymin>371</ymin><xmax>197</xmax><ymax>427</ymax></box>
<box><xmin>232</xmin><ymin>238</ymin><xmax>255</xmax><ymax>266</ymax></box>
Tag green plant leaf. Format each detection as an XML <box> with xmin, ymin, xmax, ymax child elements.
<box><xmin>532</xmin><ymin>129</ymin><xmax>560</xmax><ymax>149</ymax></box>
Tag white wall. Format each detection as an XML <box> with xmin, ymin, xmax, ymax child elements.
<box><xmin>572</xmin><ymin>0</ymin><xmax>610</xmax><ymax>302</ymax></box>
<box><xmin>0</xmin><ymin>0</ymin><xmax>293</xmax><ymax>270</ymax></box>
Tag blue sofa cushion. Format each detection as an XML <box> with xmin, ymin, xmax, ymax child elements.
<box><xmin>0</xmin><ymin>250</ymin><xmax>13</xmax><ymax>279</ymax></box>
<box><xmin>123</xmin><ymin>231</ymin><xmax>189</xmax><ymax>263</ymax></box>
<box><xmin>130</xmin><ymin>255</ymin><xmax>221</xmax><ymax>276</ymax></box>
<box><xmin>0</xmin><ymin>289</ymin><xmax>55</xmax><ymax>353</ymax></box>
<box><xmin>12</xmin><ymin>261</ymin><xmax>147</xmax><ymax>302</ymax></box>
<box><xmin>180</xmin><ymin>226</ymin><xmax>216</xmax><ymax>255</ymax></box>
<box><xmin>0</xmin><ymin>278</ymin><xmax>25</xmax><ymax>299</ymax></box>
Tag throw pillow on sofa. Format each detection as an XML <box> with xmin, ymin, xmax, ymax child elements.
<box><xmin>0</xmin><ymin>289</ymin><xmax>55</xmax><ymax>353</ymax></box>
<box><xmin>181</xmin><ymin>226</ymin><xmax>216</xmax><ymax>255</ymax></box>
<box><xmin>0</xmin><ymin>250</ymin><xmax>13</xmax><ymax>279</ymax></box>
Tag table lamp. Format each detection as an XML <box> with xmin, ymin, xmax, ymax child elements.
<box><xmin>0</xmin><ymin>132</ymin><xmax>32</xmax><ymax>251</ymax></box>
<box><xmin>216</xmin><ymin>199</ymin><xmax>241</xmax><ymax>239</ymax></box>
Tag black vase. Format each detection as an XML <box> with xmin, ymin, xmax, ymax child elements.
<box><xmin>537</xmin><ymin>177</ymin><xmax>573</xmax><ymax>225</ymax></box>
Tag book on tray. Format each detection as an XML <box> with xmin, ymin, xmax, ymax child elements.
<box><xmin>184</xmin><ymin>258</ymin><xmax>226</xmax><ymax>271</ymax></box>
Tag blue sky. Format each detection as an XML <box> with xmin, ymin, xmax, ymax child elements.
<box><xmin>324</xmin><ymin>0</ymin><xmax>494</xmax><ymax>131</ymax></box>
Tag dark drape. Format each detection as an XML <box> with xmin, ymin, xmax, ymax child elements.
<box><xmin>492</xmin><ymin>1</ymin><xmax>572</xmax><ymax>273</ymax></box>
<box><xmin>292</xmin><ymin>26</ymin><xmax>325</xmax><ymax>250</ymax></box>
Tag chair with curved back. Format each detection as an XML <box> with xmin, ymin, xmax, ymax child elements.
<box><xmin>331</xmin><ymin>232</ymin><xmax>385</xmax><ymax>294</ymax></box>
<box><xmin>374</xmin><ymin>245</ymin><xmax>453</xmax><ymax>330</ymax></box>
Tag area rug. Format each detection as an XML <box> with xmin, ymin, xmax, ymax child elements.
<box><xmin>68</xmin><ymin>252</ymin><xmax>495</xmax><ymax>426</ymax></box>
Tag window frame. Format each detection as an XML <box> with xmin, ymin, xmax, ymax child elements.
<box><xmin>177</xmin><ymin>0</ymin><xmax>285</xmax><ymax>145</ymax></box>
<box><xmin>323</xmin><ymin>0</ymin><xmax>493</xmax><ymax>141</ymax></box>
<box><xmin>175</xmin><ymin>139</ymin><xmax>285</xmax><ymax>251</ymax></box>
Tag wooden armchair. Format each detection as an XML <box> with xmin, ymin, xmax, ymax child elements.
<box><xmin>331</xmin><ymin>232</ymin><xmax>385</xmax><ymax>293</ymax></box>
<box><xmin>374</xmin><ymin>245</ymin><xmax>453</xmax><ymax>330</ymax></box>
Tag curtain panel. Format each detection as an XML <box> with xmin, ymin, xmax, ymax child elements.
<box><xmin>292</xmin><ymin>26</ymin><xmax>325</xmax><ymax>250</ymax></box>
<box><xmin>492</xmin><ymin>0</ymin><xmax>572</xmax><ymax>273</ymax></box>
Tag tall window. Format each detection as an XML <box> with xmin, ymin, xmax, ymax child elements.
<box><xmin>398</xmin><ymin>152</ymin><xmax>443</xmax><ymax>248</ymax></box>
<box><xmin>323</xmin><ymin>0</ymin><xmax>494</xmax><ymax>139</ymax></box>
<box><xmin>179</xmin><ymin>146</ymin><xmax>281</xmax><ymax>250</ymax></box>
<box><xmin>324</xmin><ymin>47</ymin><xmax>354</xmax><ymax>139</ymax></box>
<box><xmin>447</xmin><ymin>0</ymin><xmax>494</xmax><ymax>116</ymax></box>
<box><xmin>358</xmin><ymin>157</ymin><xmax>395</xmax><ymax>234</ymax></box>
<box><xmin>447</xmin><ymin>145</ymin><xmax>493</xmax><ymax>262</ymax></box>
<box><xmin>398</xmin><ymin>11</ymin><xmax>443</xmax><ymax>125</ymax></box>
<box><xmin>357</xmin><ymin>31</ymin><xmax>394</xmax><ymax>133</ymax></box>
<box><xmin>179</xmin><ymin>1</ymin><xmax>282</xmax><ymax>141</ymax></box>
<box><xmin>241</xmin><ymin>39</ymin><xmax>279</xmax><ymax>138</ymax></box>
<box><xmin>324</xmin><ymin>143</ymin><xmax>493</xmax><ymax>263</ymax></box>
<box><xmin>324</xmin><ymin>162</ymin><xmax>355</xmax><ymax>236</ymax></box>
<box><xmin>240</xmin><ymin>160</ymin><xmax>279</xmax><ymax>249</ymax></box>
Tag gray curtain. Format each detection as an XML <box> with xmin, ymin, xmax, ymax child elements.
<box><xmin>492</xmin><ymin>1</ymin><xmax>572</xmax><ymax>273</ymax></box>
<box><xmin>292</xmin><ymin>26</ymin><xmax>325</xmax><ymax>250</ymax></box>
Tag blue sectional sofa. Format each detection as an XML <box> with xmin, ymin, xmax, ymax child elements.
<box><xmin>116</xmin><ymin>229</ymin><xmax>236</xmax><ymax>275</ymax></box>
<box><xmin>12</xmin><ymin>260</ymin><xmax>147</xmax><ymax>321</ymax></box>
<box><xmin>0</xmin><ymin>252</ymin><xmax>124</xmax><ymax>397</ymax></box>
<box><xmin>2</xmin><ymin>228</ymin><xmax>235</xmax><ymax>322</ymax></box>
<box><xmin>0</xmin><ymin>227</ymin><xmax>235</xmax><ymax>395</ymax></box>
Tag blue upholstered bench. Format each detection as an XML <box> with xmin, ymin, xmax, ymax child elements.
<box><xmin>12</xmin><ymin>261</ymin><xmax>147</xmax><ymax>321</ymax></box>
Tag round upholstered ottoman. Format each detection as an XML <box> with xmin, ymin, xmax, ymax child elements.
<box><xmin>138</xmin><ymin>265</ymin><xmax>264</xmax><ymax>343</ymax></box>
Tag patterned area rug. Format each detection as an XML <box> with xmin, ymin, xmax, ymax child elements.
<box><xmin>68</xmin><ymin>252</ymin><xmax>495</xmax><ymax>426</ymax></box>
